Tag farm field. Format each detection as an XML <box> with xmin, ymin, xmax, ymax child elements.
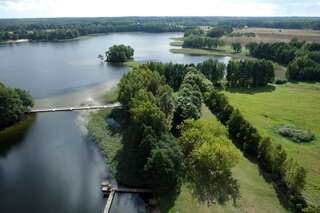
<box><xmin>223</xmin><ymin>27</ymin><xmax>320</xmax><ymax>45</ymax></box>
<box><xmin>167</xmin><ymin>106</ymin><xmax>287</xmax><ymax>213</ymax></box>
<box><xmin>223</xmin><ymin>83</ymin><xmax>320</xmax><ymax>204</ymax></box>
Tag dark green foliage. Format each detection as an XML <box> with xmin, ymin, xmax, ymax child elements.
<box><xmin>105</xmin><ymin>45</ymin><xmax>134</xmax><ymax>63</ymax></box>
<box><xmin>117</xmin><ymin>67</ymin><xmax>180</xmax><ymax>193</ymax></box>
<box><xmin>278</xmin><ymin>125</ymin><xmax>315</xmax><ymax>143</ymax></box>
<box><xmin>145</xmin><ymin>134</ymin><xmax>183</xmax><ymax>195</ymax></box>
<box><xmin>196</xmin><ymin>59</ymin><xmax>225</xmax><ymax>83</ymax></box>
<box><xmin>204</xmin><ymin>89</ymin><xmax>234</xmax><ymax>125</ymax></box>
<box><xmin>275</xmin><ymin>79</ymin><xmax>288</xmax><ymax>85</ymax></box>
<box><xmin>246</xmin><ymin>39</ymin><xmax>320</xmax><ymax>82</ymax></box>
<box><xmin>305</xmin><ymin>43</ymin><xmax>320</xmax><ymax>52</ymax></box>
<box><xmin>207</xmin><ymin>25</ymin><xmax>233</xmax><ymax>38</ymax></box>
<box><xmin>183</xmin><ymin>36</ymin><xmax>220</xmax><ymax>49</ymax></box>
<box><xmin>0</xmin><ymin>82</ymin><xmax>34</xmax><ymax>130</ymax></box>
<box><xmin>249</xmin><ymin>42</ymin><xmax>297</xmax><ymax>65</ymax></box>
<box><xmin>287</xmin><ymin>56</ymin><xmax>320</xmax><ymax>82</ymax></box>
<box><xmin>231</xmin><ymin>42</ymin><xmax>242</xmax><ymax>53</ymax></box>
<box><xmin>172</xmin><ymin>68</ymin><xmax>212</xmax><ymax>132</ymax></box>
<box><xmin>144</xmin><ymin>62</ymin><xmax>190</xmax><ymax>91</ymax></box>
<box><xmin>258</xmin><ymin>138</ymin><xmax>274</xmax><ymax>172</ymax></box>
<box><xmin>245</xmin><ymin>42</ymin><xmax>258</xmax><ymax>55</ymax></box>
<box><xmin>227</xmin><ymin>110</ymin><xmax>261</xmax><ymax>156</ymax></box>
<box><xmin>184</xmin><ymin>28</ymin><xmax>205</xmax><ymax>37</ymax></box>
<box><xmin>227</xmin><ymin>59</ymin><xmax>274</xmax><ymax>87</ymax></box>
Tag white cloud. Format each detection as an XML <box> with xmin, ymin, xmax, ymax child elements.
<box><xmin>0</xmin><ymin>0</ymin><xmax>318</xmax><ymax>18</ymax></box>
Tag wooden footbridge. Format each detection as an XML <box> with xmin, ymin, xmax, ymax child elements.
<box><xmin>28</xmin><ymin>102</ymin><xmax>121</xmax><ymax>113</ymax></box>
<box><xmin>100</xmin><ymin>181</ymin><xmax>152</xmax><ymax>213</ymax></box>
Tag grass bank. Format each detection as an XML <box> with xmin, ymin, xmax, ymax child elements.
<box><xmin>168</xmin><ymin>105</ymin><xmax>287</xmax><ymax>213</ymax></box>
<box><xmin>87</xmin><ymin>87</ymin><xmax>121</xmax><ymax>176</ymax></box>
<box><xmin>223</xmin><ymin>83</ymin><xmax>320</xmax><ymax>204</ymax></box>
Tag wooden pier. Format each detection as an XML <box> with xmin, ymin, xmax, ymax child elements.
<box><xmin>103</xmin><ymin>191</ymin><xmax>115</xmax><ymax>213</ymax></box>
<box><xmin>101</xmin><ymin>182</ymin><xmax>152</xmax><ymax>213</ymax></box>
<box><xmin>28</xmin><ymin>102</ymin><xmax>121</xmax><ymax>113</ymax></box>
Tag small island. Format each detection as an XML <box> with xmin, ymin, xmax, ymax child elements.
<box><xmin>103</xmin><ymin>44</ymin><xmax>134</xmax><ymax>63</ymax></box>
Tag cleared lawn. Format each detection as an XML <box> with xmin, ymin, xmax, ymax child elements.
<box><xmin>168</xmin><ymin>106</ymin><xmax>287</xmax><ymax>213</ymax></box>
<box><xmin>223</xmin><ymin>83</ymin><xmax>320</xmax><ymax>204</ymax></box>
<box><xmin>223</xmin><ymin>27</ymin><xmax>320</xmax><ymax>46</ymax></box>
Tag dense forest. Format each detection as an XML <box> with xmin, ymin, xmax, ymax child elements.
<box><xmin>1</xmin><ymin>17</ymin><xmax>320</xmax><ymax>42</ymax></box>
<box><xmin>0</xmin><ymin>82</ymin><xmax>34</xmax><ymax>130</ymax></box>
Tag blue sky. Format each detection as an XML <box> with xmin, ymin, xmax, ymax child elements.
<box><xmin>0</xmin><ymin>0</ymin><xmax>319</xmax><ymax>18</ymax></box>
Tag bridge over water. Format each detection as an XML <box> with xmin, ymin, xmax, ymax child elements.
<box><xmin>28</xmin><ymin>102</ymin><xmax>121</xmax><ymax>113</ymax></box>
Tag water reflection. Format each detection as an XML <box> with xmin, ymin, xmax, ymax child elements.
<box><xmin>0</xmin><ymin>32</ymin><xmax>231</xmax><ymax>213</ymax></box>
<box><xmin>110</xmin><ymin>193</ymin><xmax>146</xmax><ymax>213</ymax></box>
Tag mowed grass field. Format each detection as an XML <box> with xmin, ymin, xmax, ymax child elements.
<box><xmin>223</xmin><ymin>83</ymin><xmax>320</xmax><ymax>204</ymax></box>
<box><xmin>168</xmin><ymin>106</ymin><xmax>287</xmax><ymax>213</ymax></box>
<box><xmin>223</xmin><ymin>27</ymin><xmax>320</xmax><ymax>46</ymax></box>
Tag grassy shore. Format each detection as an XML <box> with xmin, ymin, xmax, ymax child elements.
<box><xmin>87</xmin><ymin>87</ymin><xmax>121</xmax><ymax>176</ymax></box>
<box><xmin>168</xmin><ymin>105</ymin><xmax>287</xmax><ymax>213</ymax></box>
<box><xmin>223</xmin><ymin>83</ymin><xmax>320</xmax><ymax>204</ymax></box>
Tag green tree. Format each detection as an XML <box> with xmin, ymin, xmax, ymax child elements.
<box><xmin>232</xmin><ymin>42</ymin><xmax>242</xmax><ymax>53</ymax></box>
<box><xmin>179</xmin><ymin>119</ymin><xmax>240</xmax><ymax>204</ymax></box>
<box><xmin>258</xmin><ymin>137</ymin><xmax>274</xmax><ymax>172</ymax></box>
<box><xmin>105</xmin><ymin>44</ymin><xmax>134</xmax><ymax>63</ymax></box>
<box><xmin>283</xmin><ymin>158</ymin><xmax>306</xmax><ymax>195</ymax></box>
<box><xmin>145</xmin><ymin>134</ymin><xmax>183</xmax><ymax>195</ymax></box>
<box><xmin>197</xmin><ymin>59</ymin><xmax>225</xmax><ymax>83</ymax></box>
<box><xmin>0</xmin><ymin>82</ymin><xmax>33</xmax><ymax>130</ymax></box>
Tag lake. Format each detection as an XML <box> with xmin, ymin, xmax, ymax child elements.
<box><xmin>0</xmin><ymin>32</ymin><xmax>230</xmax><ymax>213</ymax></box>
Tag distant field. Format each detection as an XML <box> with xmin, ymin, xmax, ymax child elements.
<box><xmin>223</xmin><ymin>27</ymin><xmax>320</xmax><ymax>45</ymax></box>
<box><xmin>168</xmin><ymin>105</ymin><xmax>287</xmax><ymax>213</ymax></box>
<box><xmin>223</xmin><ymin>83</ymin><xmax>320</xmax><ymax>204</ymax></box>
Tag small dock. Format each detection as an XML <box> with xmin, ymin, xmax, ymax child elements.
<box><xmin>101</xmin><ymin>182</ymin><xmax>152</xmax><ymax>213</ymax></box>
<box><xmin>29</xmin><ymin>102</ymin><xmax>121</xmax><ymax>113</ymax></box>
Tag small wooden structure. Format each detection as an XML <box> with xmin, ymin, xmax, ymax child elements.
<box><xmin>100</xmin><ymin>181</ymin><xmax>153</xmax><ymax>213</ymax></box>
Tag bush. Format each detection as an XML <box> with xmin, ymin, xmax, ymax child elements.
<box><xmin>275</xmin><ymin>79</ymin><xmax>288</xmax><ymax>85</ymax></box>
<box><xmin>278</xmin><ymin>125</ymin><xmax>315</xmax><ymax>143</ymax></box>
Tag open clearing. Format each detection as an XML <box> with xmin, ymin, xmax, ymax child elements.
<box><xmin>223</xmin><ymin>27</ymin><xmax>320</xmax><ymax>46</ymax></box>
<box><xmin>223</xmin><ymin>83</ymin><xmax>320</xmax><ymax>204</ymax></box>
<box><xmin>168</xmin><ymin>105</ymin><xmax>287</xmax><ymax>213</ymax></box>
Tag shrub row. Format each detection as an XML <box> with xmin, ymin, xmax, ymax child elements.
<box><xmin>204</xmin><ymin>89</ymin><xmax>310</xmax><ymax>212</ymax></box>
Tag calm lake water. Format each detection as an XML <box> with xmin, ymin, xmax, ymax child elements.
<box><xmin>0</xmin><ymin>33</ymin><xmax>230</xmax><ymax>213</ymax></box>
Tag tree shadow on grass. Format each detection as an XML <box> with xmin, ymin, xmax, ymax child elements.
<box><xmin>225</xmin><ymin>85</ymin><xmax>276</xmax><ymax>95</ymax></box>
<box><xmin>186</xmin><ymin>170</ymin><xmax>240</xmax><ymax>207</ymax></box>
<box><xmin>257</xmin><ymin>166</ymin><xmax>297</xmax><ymax>211</ymax></box>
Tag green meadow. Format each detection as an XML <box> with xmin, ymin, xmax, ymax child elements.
<box><xmin>223</xmin><ymin>83</ymin><xmax>320</xmax><ymax>204</ymax></box>
<box><xmin>168</xmin><ymin>106</ymin><xmax>287</xmax><ymax>213</ymax></box>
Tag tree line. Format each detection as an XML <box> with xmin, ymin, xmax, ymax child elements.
<box><xmin>227</xmin><ymin>59</ymin><xmax>274</xmax><ymax>87</ymax></box>
<box><xmin>182</xmin><ymin>36</ymin><xmax>221</xmax><ymax>49</ymax></box>
<box><xmin>204</xmin><ymin>89</ymin><xmax>310</xmax><ymax>212</ymax></box>
<box><xmin>246</xmin><ymin>40</ymin><xmax>320</xmax><ymax>82</ymax></box>
<box><xmin>0</xmin><ymin>82</ymin><xmax>34</xmax><ymax>130</ymax></box>
<box><xmin>1</xmin><ymin>17</ymin><xmax>320</xmax><ymax>42</ymax></box>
